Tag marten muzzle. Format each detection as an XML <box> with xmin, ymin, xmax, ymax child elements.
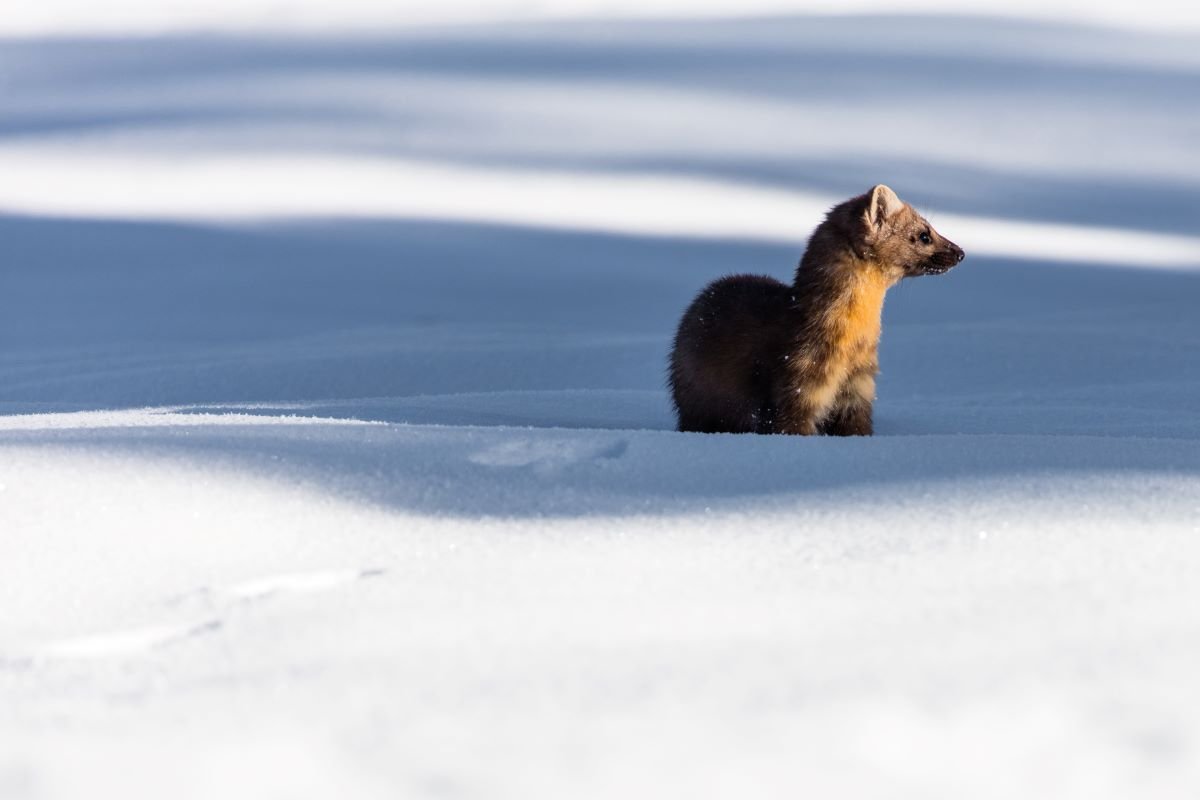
<box><xmin>923</xmin><ymin>242</ymin><xmax>966</xmax><ymax>275</ymax></box>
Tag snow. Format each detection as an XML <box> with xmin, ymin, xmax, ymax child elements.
<box><xmin>6</xmin><ymin>0</ymin><xmax>1200</xmax><ymax>35</ymax></box>
<box><xmin>3</xmin><ymin>6</ymin><xmax>1200</xmax><ymax>799</ymax></box>
<box><xmin>2</xmin><ymin>151</ymin><xmax>1198</xmax><ymax>267</ymax></box>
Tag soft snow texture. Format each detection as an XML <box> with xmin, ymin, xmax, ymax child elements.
<box><xmin>6</xmin><ymin>0</ymin><xmax>1200</xmax><ymax>34</ymax></box>
<box><xmin>2</xmin><ymin>7</ymin><xmax>1200</xmax><ymax>800</ymax></box>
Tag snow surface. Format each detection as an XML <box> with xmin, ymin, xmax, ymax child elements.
<box><xmin>3</xmin><ymin>7</ymin><xmax>1200</xmax><ymax>799</ymax></box>
<box><xmin>7</xmin><ymin>0</ymin><xmax>1200</xmax><ymax>35</ymax></box>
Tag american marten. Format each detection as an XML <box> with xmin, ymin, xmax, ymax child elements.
<box><xmin>669</xmin><ymin>185</ymin><xmax>964</xmax><ymax>436</ymax></box>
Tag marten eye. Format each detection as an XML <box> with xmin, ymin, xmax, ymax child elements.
<box><xmin>919</xmin><ymin>231</ymin><xmax>932</xmax><ymax>245</ymax></box>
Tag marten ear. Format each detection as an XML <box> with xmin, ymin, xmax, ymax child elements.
<box><xmin>865</xmin><ymin>184</ymin><xmax>904</xmax><ymax>228</ymax></box>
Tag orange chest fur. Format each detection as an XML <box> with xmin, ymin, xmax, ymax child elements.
<box><xmin>826</xmin><ymin>273</ymin><xmax>887</xmax><ymax>368</ymax></box>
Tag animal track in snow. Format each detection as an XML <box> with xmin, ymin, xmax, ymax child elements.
<box><xmin>221</xmin><ymin>568</ymin><xmax>385</xmax><ymax>601</ymax></box>
<box><xmin>9</xmin><ymin>570</ymin><xmax>385</xmax><ymax>665</ymax></box>
<box><xmin>27</xmin><ymin>619</ymin><xmax>222</xmax><ymax>661</ymax></box>
<box><xmin>468</xmin><ymin>437</ymin><xmax>627</xmax><ymax>474</ymax></box>
<box><xmin>169</xmin><ymin>567</ymin><xmax>386</xmax><ymax>607</ymax></box>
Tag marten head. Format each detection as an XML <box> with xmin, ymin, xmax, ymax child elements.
<box><xmin>857</xmin><ymin>184</ymin><xmax>964</xmax><ymax>278</ymax></box>
<box><xmin>801</xmin><ymin>185</ymin><xmax>965</xmax><ymax>283</ymax></box>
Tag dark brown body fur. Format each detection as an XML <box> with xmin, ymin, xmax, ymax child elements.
<box><xmin>669</xmin><ymin>185</ymin><xmax>964</xmax><ymax>435</ymax></box>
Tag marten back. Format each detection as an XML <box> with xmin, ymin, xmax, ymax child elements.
<box><xmin>668</xmin><ymin>274</ymin><xmax>793</xmax><ymax>434</ymax></box>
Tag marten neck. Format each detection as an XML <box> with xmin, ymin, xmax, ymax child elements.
<box><xmin>793</xmin><ymin>253</ymin><xmax>893</xmax><ymax>332</ymax></box>
<box><xmin>796</xmin><ymin>247</ymin><xmax>892</xmax><ymax>311</ymax></box>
